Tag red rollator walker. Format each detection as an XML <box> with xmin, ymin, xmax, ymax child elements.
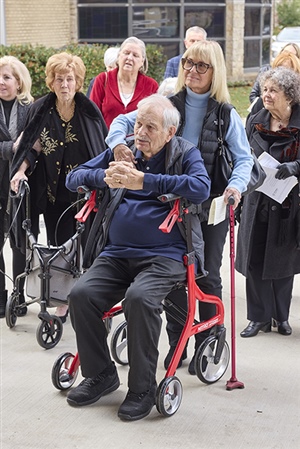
<box><xmin>52</xmin><ymin>194</ymin><xmax>230</xmax><ymax>417</ymax></box>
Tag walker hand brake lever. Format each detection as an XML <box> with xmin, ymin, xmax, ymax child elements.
<box><xmin>159</xmin><ymin>199</ymin><xmax>181</xmax><ymax>233</ymax></box>
<box><xmin>75</xmin><ymin>190</ymin><xmax>97</xmax><ymax>223</ymax></box>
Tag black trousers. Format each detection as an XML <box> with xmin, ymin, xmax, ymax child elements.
<box><xmin>246</xmin><ymin>222</ymin><xmax>294</xmax><ymax>322</ymax></box>
<box><xmin>69</xmin><ymin>255</ymin><xmax>186</xmax><ymax>393</ymax></box>
<box><xmin>165</xmin><ymin>218</ymin><xmax>229</xmax><ymax>348</ymax></box>
<box><xmin>0</xmin><ymin>201</ymin><xmax>6</xmax><ymax>292</ymax></box>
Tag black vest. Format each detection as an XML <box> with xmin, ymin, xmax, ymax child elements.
<box><xmin>170</xmin><ymin>90</ymin><xmax>232</xmax><ymax>217</ymax></box>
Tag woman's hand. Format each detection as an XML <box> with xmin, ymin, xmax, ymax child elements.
<box><xmin>275</xmin><ymin>161</ymin><xmax>300</xmax><ymax>179</ymax></box>
<box><xmin>113</xmin><ymin>144</ymin><xmax>136</xmax><ymax>164</ymax></box>
<box><xmin>10</xmin><ymin>160</ymin><xmax>30</xmax><ymax>194</ymax></box>
<box><xmin>224</xmin><ymin>187</ymin><xmax>241</xmax><ymax>210</ymax></box>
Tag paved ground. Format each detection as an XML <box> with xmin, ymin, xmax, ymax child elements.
<box><xmin>1</xmin><ymin>230</ymin><xmax>300</xmax><ymax>449</ymax></box>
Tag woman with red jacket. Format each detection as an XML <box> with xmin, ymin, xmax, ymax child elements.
<box><xmin>90</xmin><ymin>36</ymin><xmax>158</xmax><ymax>128</ymax></box>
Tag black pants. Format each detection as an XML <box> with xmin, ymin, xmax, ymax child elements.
<box><xmin>165</xmin><ymin>218</ymin><xmax>229</xmax><ymax>349</ymax></box>
<box><xmin>246</xmin><ymin>222</ymin><xmax>294</xmax><ymax>322</ymax></box>
<box><xmin>0</xmin><ymin>202</ymin><xmax>6</xmax><ymax>292</ymax></box>
<box><xmin>69</xmin><ymin>255</ymin><xmax>186</xmax><ymax>393</ymax></box>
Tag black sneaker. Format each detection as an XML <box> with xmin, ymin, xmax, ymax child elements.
<box><xmin>188</xmin><ymin>355</ymin><xmax>196</xmax><ymax>375</ymax></box>
<box><xmin>164</xmin><ymin>346</ymin><xmax>187</xmax><ymax>370</ymax></box>
<box><xmin>67</xmin><ymin>364</ymin><xmax>120</xmax><ymax>406</ymax></box>
<box><xmin>118</xmin><ymin>384</ymin><xmax>156</xmax><ymax>421</ymax></box>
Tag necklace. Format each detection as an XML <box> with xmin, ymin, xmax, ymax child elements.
<box><xmin>270</xmin><ymin>114</ymin><xmax>290</xmax><ymax>130</ymax></box>
<box><xmin>118</xmin><ymin>78</ymin><xmax>136</xmax><ymax>99</ymax></box>
<box><xmin>55</xmin><ymin>99</ymin><xmax>75</xmax><ymax>122</ymax></box>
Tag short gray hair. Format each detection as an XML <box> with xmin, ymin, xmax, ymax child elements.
<box><xmin>185</xmin><ymin>26</ymin><xmax>207</xmax><ymax>40</ymax></box>
<box><xmin>259</xmin><ymin>67</ymin><xmax>300</xmax><ymax>105</ymax></box>
<box><xmin>137</xmin><ymin>94</ymin><xmax>180</xmax><ymax>131</ymax></box>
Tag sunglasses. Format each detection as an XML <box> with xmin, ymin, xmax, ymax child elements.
<box><xmin>181</xmin><ymin>58</ymin><xmax>212</xmax><ymax>74</ymax></box>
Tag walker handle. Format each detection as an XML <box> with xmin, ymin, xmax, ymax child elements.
<box><xmin>75</xmin><ymin>190</ymin><xmax>97</xmax><ymax>223</ymax></box>
<box><xmin>158</xmin><ymin>198</ymin><xmax>181</xmax><ymax>233</ymax></box>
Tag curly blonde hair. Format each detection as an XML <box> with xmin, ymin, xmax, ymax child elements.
<box><xmin>45</xmin><ymin>52</ymin><xmax>86</xmax><ymax>92</ymax></box>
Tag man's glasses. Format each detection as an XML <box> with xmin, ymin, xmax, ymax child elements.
<box><xmin>181</xmin><ymin>58</ymin><xmax>212</xmax><ymax>74</ymax></box>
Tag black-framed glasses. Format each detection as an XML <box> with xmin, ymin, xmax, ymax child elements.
<box><xmin>181</xmin><ymin>58</ymin><xmax>213</xmax><ymax>74</ymax></box>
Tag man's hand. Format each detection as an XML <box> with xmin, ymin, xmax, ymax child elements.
<box><xmin>113</xmin><ymin>144</ymin><xmax>136</xmax><ymax>164</ymax></box>
<box><xmin>275</xmin><ymin>161</ymin><xmax>300</xmax><ymax>180</ymax></box>
<box><xmin>104</xmin><ymin>161</ymin><xmax>144</xmax><ymax>190</ymax></box>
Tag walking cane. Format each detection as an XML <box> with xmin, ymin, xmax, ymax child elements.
<box><xmin>226</xmin><ymin>198</ymin><xmax>245</xmax><ymax>390</ymax></box>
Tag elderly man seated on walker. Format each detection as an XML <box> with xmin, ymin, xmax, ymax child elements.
<box><xmin>65</xmin><ymin>94</ymin><xmax>210</xmax><ymax>421</ymax></box>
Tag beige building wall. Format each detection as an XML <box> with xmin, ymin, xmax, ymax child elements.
<box><xmin>4</xmin><ymin>0</ymin><xmax>77</xmax><ymax>47</ymax></box>
<box><xmin>225</xmin><ymin>0</ymin><xmax>245</xmax><ymax>81</ymax></box>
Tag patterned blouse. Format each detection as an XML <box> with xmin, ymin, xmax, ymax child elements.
<box><xmin>39</xmin><ymin>104</ymin><xmax>89</xmax><ymax>204</ymax></box>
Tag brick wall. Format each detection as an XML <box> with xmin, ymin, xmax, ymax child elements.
<box><xmin>5</xmin><ymin>0</ymin><xmax>77</xmax><ymax>47</ymax></box>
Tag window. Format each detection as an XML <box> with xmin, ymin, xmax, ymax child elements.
<box><xmin>244</xmin><ymin>2</ymin><xmax>272</xmax><ymax>70</ymax></box>
<box><xmin>78</xmin><ymin>2</ymin><xmax>226</xmax><ymax>58</ymax></box>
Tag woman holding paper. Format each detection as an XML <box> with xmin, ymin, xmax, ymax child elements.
<box><xmin>237</xmin><ymin>67</ymin><xmax>300</xmax><ymax>337</ymax></box>
<box><xmin>105</xmin><ymin>41</ymin><xmax>253</xmax><ymax>373</ymax></box>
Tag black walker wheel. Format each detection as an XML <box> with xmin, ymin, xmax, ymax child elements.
<box><xmin>5</xmin><ymin>294</ymin><xmax>18</xmax><ymax>328</ymax></box>
<box><xmin>36</xmin><ymin>315</ymin><xmax>63</xmax><ymax>349</ymax></box>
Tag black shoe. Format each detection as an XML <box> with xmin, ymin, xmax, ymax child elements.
<box><xmin>67</xmin><ymin>364</ymin><xmax>120</xmax><ymax>406</ymax></box>
<box><xmin>277</xmin><ymin>321</ymin><xmax>292</xmax><ymax>336</ymax></box>
<box><xmin>164</xmin><ymin>346</ymin><xmax>187</xmax><ymax>370</ymax></box>
<box><xmin>118</xmin><ymin>384</ymin><xmax>156</xmax><ymax>421</ymax></box>
<box><xmin>16</xmin><ymin>294</ymin><xmax>27</xmax><ymax>317</ymax></box>
<box><xmin>240</xmin><ymin>321</ymin><xmax>271</xmax><ymax>338</ymax></box>
<box><xmin>188</xmin><ymin>331</ymin><xmax>211</xmax><ymax>375</ymax></box>
<box><xmin>188</xmin><ymin>355</ymin><xmax>196</xmax><ymax>375</ymax></box>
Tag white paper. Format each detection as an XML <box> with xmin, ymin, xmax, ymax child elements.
<box><xmin>208</xmin><ymin>196</ymin><xmax>227</xmax><ymax>225</ymax></box>
<box><xmin>256</xmin><ymin>152</ymin><xmax>298</xmax><ymax>204</ymax></box>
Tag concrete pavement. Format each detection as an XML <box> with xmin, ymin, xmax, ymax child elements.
<box><xmin>1</xmin><ymin>231</ymin><xmax>300</xmax><ymax>449</ymax></box>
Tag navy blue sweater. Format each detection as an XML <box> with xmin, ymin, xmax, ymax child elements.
<box><xmin>66</xmin><ymin>142</ymin><xmax>210</xmax><ymax>263</ymax></box>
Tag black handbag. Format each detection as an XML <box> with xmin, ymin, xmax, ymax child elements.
<box><xmin>211</xmin><ymin>103</ymin><xmax>266</xmax><ymax>196</ymax></box>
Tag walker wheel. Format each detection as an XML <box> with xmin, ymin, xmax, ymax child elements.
<box><xmin>52</xmin><ymin>352</ymin><xmax>79</xmax><ymax>390</ymax></box>
<box><xmin>110</xmin><ymin>320</ymin><xmax>128</xmax><ymax>365</ymax></box>
<box><xmin>5</xmin><ymin>294</ymin><xmax>18</xmax><ymax>328</ymax></box>
<box><xmin>156</xmin><ymin>376</ymin><xmax>183</xmax><ymax>417</ymax></box>
<box><xmin>36</xmin><ymin>316</ymin><xmax>63</xmax><ymax>349</ymax></box>
<box><xmin>194</xmin><ymin>335</ymin><xmax>230</xmax><ymax>384</ymax></box>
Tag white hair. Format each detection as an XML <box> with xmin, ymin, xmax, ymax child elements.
<box><xmin>104</xmin><ymin>47</ymin><xmax>119</xmax><ymax>69</ymax></box>
<box><xmin>137</xmin><ymin>94</ymin><xmax>180</xmax><ymax>131</ymax></box>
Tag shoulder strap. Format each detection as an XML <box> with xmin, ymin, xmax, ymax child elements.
<box><xmin>217</xmin><ymin>102</ymin><xmax>233</xmax><ymax>142</ymax></box>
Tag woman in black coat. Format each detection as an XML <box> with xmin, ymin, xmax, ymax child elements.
<box><xmin>0</xmin><ymin>56</ymin><xmax>33</xmax><ymax>317</ymax></box>
<box><xmin>236</xmin><ymin>67</ymin><xmax>300</xmax><ymax>337</ymax></box>
<box><xmin>10</xmin><ymin>52</ymin><xmax>108</xmax><ymax>322</ymax></box>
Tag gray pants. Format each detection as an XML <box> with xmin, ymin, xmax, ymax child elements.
<box><xmin>69</xmin><ymin>255</ymin><xmax>186</xmax><ymax>393</ymax></box>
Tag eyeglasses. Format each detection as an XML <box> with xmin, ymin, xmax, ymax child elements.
<box><xmin>181</xmin><ymin>58</ymin><xmax>212</xmax><ymax>74</ymax></box>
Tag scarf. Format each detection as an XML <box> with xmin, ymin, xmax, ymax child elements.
<box><xmin>255</xmin><ymin>123</ymin><xmax>300</xmax><ymax>246</ymax></box>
